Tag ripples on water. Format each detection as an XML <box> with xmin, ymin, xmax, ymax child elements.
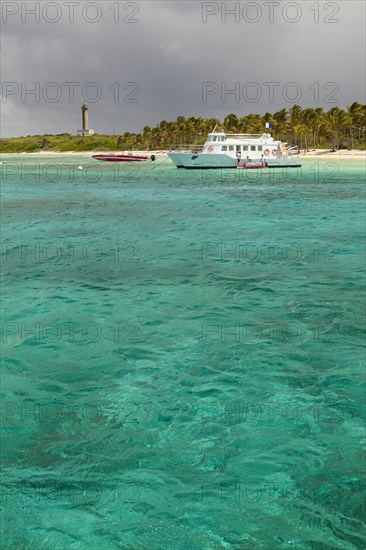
<box><xmin>1</xmin><ymin>156</ymin><xmax>365</xmax><ymax>549</ymax></box>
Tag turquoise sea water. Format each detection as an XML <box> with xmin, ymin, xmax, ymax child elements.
<box><xmin>1</xmin><ymin>155</ymin><xmax>365</xmax><ymax>549</ymax></box>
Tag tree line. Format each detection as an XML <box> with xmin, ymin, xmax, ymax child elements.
<box><xmin>120</xmin><ymin>102</ymin><xmax>365</xmax><ymax>151</ymax></box>
<box><xmin>0</xmin><ymin>102</ymin><xmax>365</xmax><ymax>153</ymax></box>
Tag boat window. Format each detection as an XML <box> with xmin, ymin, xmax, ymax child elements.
<box><xmin>222</xmin><ymin>146</ymin><xmax>227</xmax><ymax>151</ymax></box>
<box><xmin>212</xmin><ymin>136</ymin><xmax>217</xmax><ymax>142</ymax></box>
<box><xmin>243</xmin><ymin>145</ymin><xmax>248</xmax><ymax>151</ymax></box>
<box><xmin>258</xmin><ymin>145</ymin><xmax>263</xmax><ymax>151</ymax></box>
<box><xmin>251</xmin><ymin>146</ymin><xmax>256</xmax><ymax>151</ymax></box>
<box><xmin>236</xmin><ymin>146</ymin><xmax>241</xmax><ymax>152</ymax></box>
<box><xmin>229</xmin><ymin>145</ymin><xmax>234</xmax><ymax>151</ymax></box>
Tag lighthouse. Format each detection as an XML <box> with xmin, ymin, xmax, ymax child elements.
<box><xmin>77</xmin><ymin>103</ymin><xmax>94</xmax><ymax>136</ymax></box>
<box><xmin>82</xmin><ymin>102</ymin><xmax>89</xmax><ymax>131</ymax></box>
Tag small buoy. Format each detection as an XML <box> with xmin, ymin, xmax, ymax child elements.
<box><xmin>78</xmin><ymin>166</ymin><xmax>83</xmax><ymax>170</ymax></box>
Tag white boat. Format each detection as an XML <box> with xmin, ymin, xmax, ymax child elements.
<box><xmin>168</xmin><ymin>130</ymin><xmax>301</xmax><ymax>169</ymax></box>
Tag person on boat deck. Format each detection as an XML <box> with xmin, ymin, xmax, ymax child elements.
<box><xmin>245</xmin><ymin>155</ymin><xmax>251</xmax><ymax>164</ymax></box>
<box><xmin>236</xmin><ymin>151</ymin><xmax>242</xmax><ymax>165</ymax></box>
<box><xmin>261</xmin><ymin>154</ymin><xmax>265</xmax><ymax>165</ymax></box>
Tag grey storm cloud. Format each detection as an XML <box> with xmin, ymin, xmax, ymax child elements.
<box><xmin>0</xmin><ymin>0</ymin><xmax>365</xmax><ymax>137</ymax></box>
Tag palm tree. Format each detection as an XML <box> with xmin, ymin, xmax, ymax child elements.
<box><xmin>312</xmin><ymin>108</ymin><xmax>325</xmax><ymax>147</ymax></box>
<box><xmin>302</xmin><ymin>108</ymin><xmax>319</xmax><ymax>150</ymax></box>
<box><xmin>205</xmin><ymin>118</ymin><xmax>221</xmax><ymax>133</ymax></box>
<box><xmin>288</xmin><ymin>105</ymin><xmax>303</xmax><ymax>145</ymax></box>
<box><xmin>272</xmin><ymin>108</ymin><xmax>288</xmax><ymax>141</ymax></box>
<box><xmin>347</xmin><ymin>102</ymin><xmax>364</xmax><ymax>148</ymax></box>
<box><xmin>164</xmin><ymin>121</ymin><xmax>177</xmax><ymax>148</ymax></box>
<box><xmin>142</xmin><ymin>126</ymin><xmax>152</xmax><ymax>150</ymax></box>
<box><xmin>327</xmin><ymin>107</ymin><xmax>351</xmax><ymax>150</ymax></box>
<box><xmin>243</xmin><ymin>114</ymin><xmax>262</xmax><ymax>133</ymax></box>
<box><xmin>292</xmin><ymin>123</ymin><xmax>307</xmax><ymax>149</ymax></box>
<box><xmin>224</xmin><ymin>114</ymin><xmax>239</xmax><ymax>132</ymax></box>
<box><xmin>176</xmin><ymin>116</ymin><xmax>187</xmax><ymax>145</ymax></box>
<box><xmin>193</xmin><ymin>117</ymin><xmax>206</xmax><ymax>143</ymax></box>
<box><xmin>185</xmin><ymin>117</ymin><xmax>196</xmax><ymax>143</ymax></box>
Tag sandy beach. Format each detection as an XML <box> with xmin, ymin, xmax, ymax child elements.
<box><xmin>298</xmin><ymin>149</ymin><xmax>366</xmax><ymax>160</ymax></box>
<box><xmin>1</xmin><ymin>149</ymin><xmax>365</xmax><ymax>160</ymax></box>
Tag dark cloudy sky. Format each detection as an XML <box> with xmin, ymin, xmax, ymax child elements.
<box><xmin>1</xmin><ymin>0</ymin><xmax>365</xmax><ymax>137</ymax></box>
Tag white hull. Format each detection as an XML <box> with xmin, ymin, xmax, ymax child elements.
<box><xmin>169</xmin><ymin>152</ymin><xmax>237</xmax><ymax>169</ymax></box>
<box><xmin>168</xmin><ymin>152</ymin><xmax>301</xmax><ymax>169</ymax></box>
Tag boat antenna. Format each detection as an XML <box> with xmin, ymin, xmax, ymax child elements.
<box><xmin>212</xmin><ymin>124</ymin><xmax>217</xmax><ymax>133</ymax></box>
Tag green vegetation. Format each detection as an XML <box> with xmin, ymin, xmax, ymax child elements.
<box><xmin>0</xmin><ymin>134</ymin><xmax>120</xmax><ymax>154</ymax></box>
<box><xmin>1</xmin><ymin>103</ymin><xmax>365</xmax><ymax>153</ymax></box>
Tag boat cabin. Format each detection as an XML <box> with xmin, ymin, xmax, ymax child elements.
<box><xmin>202</xmin><ymin>132</ymin><xmax>282</xmax><ymax>159</ymax></box>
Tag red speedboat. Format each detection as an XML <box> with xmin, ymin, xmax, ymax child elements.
<box><xmin>92</xmin><ymin>153</ymin><xmax>155</xmax><ymax>163</ymax></box>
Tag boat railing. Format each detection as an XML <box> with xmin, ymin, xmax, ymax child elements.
<box><xmin>225</xmin><ymin>133</ymin><xmax>263</xmax><ymax>138</ymax></box>
<box><xmin>169</xmin><ymin>144</ymin><xmax>204</xmax><ymax>153</ymax></box>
